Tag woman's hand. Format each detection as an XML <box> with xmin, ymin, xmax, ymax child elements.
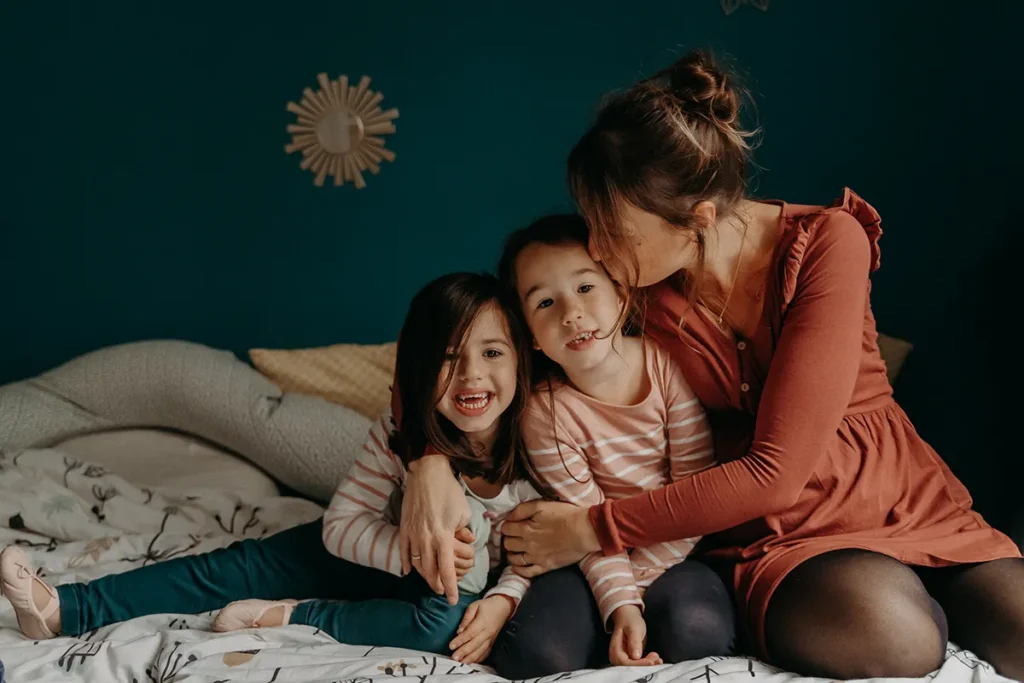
<box><xmin>501</xmin><ymin>500</ymin><xmax>601</xmax><ymax>577</ymax></box>
<box><xmin>399</xmin><ymin>454</ymin><xmax>470</xmax><ymax>604</ymax></box>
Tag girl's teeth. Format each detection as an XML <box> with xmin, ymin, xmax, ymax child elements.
<box><xmin>455</xmin><ymin>393</ymin><xmax>491</xmax><ymax>408</ymax></box>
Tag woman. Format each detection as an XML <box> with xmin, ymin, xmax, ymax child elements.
<box><xmin>398</xmin><ymin>50</ymin><xmax>1024</xmax><ymax>680</ymax></box>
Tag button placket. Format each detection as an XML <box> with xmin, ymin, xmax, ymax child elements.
<box><xmin>736</xmin><ymin>338</ymin><xmax>752</xmax><ymax>399</ymax></box>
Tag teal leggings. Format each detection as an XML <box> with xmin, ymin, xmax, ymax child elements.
<box><xmin>55</xmin><ymin>520</ymin><xmax>475</xmax><ymax>654</ymax></box>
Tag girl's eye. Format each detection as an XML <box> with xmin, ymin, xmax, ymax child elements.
<box><xmin>484</xmin><ymin>349</ymin><xmax>503</xmax><ymax>359</ymax></box>
<box><xmin>578</xmin><ymin>284</ymin><xmax>594</xmax><ymax>294</ymax></box>
<box><xmin>537</xmin><ymin>298</ymin><xmax>553</xmax><ymax>310</ymax></box>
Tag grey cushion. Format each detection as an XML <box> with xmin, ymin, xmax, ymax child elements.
<box><xmin>0</xmin><ymin>340</ymin><xmax>371</xmax><ymax>503</ymax></box>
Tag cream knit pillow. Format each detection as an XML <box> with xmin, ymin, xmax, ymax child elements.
<box><xmin>250</xmin><ymin>342</ymin><xmax>397</xmax><ymax>420</ymax></box>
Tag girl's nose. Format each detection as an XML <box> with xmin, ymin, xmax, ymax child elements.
<box><xmin>458</xmin><ymin>356</ymin><xmax>483</xmax><ymax>380</ymax></box>
<box><xmin>562</xmin><ymin>299</ymin><xmax>584</xmax><ymax>325</ymax></box>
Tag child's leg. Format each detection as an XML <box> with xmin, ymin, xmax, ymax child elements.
<box><xmin>643</xmin><ymin>560</ymin><xmax>737</xmax><ymax>663</ymax></box>
<box><xmin>488</xmin><ymin>566</ymin><xmax>605</xmax><ymax>678</ymax></box>
<box><xmin>289</xmin><ymin>588</ymin><xmax>477</xmax><ymax>654</ymax></box>
<box><xmin>51</xmin><ymin>519</ymin><xmax>402</xmax><ymax>635</ymax></box>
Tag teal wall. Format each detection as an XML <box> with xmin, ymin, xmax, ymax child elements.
<box><xmin>1</xmin><ymin>2</ymin><xmax>1019</xmax><ymax>527</ymax></box>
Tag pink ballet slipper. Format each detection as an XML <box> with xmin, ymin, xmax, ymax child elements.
<box><xmin>213</xmin><ymin>599</ymin><xmax>297</xmax><ymax>632</ymax></box>
<box><xmin>0</xmin><ymin>545</ymin><xmax>60</xmax><ymax>639</ymax></box>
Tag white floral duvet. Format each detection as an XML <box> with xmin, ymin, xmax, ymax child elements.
<box><xmin>0</xmin><ymin>448</ymin><xmax>1011</xmax><ymax>683</ymax></box>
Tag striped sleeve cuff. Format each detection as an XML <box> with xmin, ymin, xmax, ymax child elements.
<box><xmin>580</xmin><ymin>553</ymin><xmax>643</xmax><ymax>629</ymax></box>
<box><xmin>484</xmin><ymin>567</ymin><xmax>530</xmax><ymax>614</ymax></box>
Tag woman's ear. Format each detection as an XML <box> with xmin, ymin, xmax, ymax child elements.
<box><xmin>693</xmin><ymin>200</ymin><xmax>718</xmax><ymax>225</ymax></box>
<box><xmin>532</xmin><ymin>337</ymin><xmax>541</xmax><ymax>351</ymax></box>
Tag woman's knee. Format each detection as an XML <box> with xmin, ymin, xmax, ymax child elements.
<box><xmin>765</xmin><ymin>550</ymin><xmax>947</xmax><ymax>679</ymax></box>
<box><xmin>926</xmin><ymin>557</ymin><xmax>1024</xmax><ymax>680</ymax></box>
<box><xmin>644</xmin><ymin>561</ymin><xmax>736</xmax><ymax>662</ymax></box>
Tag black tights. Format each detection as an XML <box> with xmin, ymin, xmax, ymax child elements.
<box><xmin>489</xmin><ymin>560</ymin><xmax>736</xmax><ymax>678</ymax></box>
<box><xmin>765</xmin><ymin>550</ymin><xmax>1024</xmax><ymax>680</ymax></box>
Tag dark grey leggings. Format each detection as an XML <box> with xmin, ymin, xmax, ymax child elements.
<box><xmin>489</xmin><ymin>560</ymin><xmax>736</xmax><ymax>678</ymax></box>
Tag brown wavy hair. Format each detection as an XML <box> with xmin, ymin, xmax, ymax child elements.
<box><xmin>387</xmin><ymin>272</ymin><xmax>549</xmax><ymax>494</ymax></box>
<box><xmin>567</xmin><ymin>49</ymin><xmax>757</xmax><ymax>323</ymax></box>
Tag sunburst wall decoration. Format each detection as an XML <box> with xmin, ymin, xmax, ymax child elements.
<box><xmin>721</xmin><ymin>0</ymin><xmax>769</xmax><ymax>15</ymax></box>
<box><xmin>284</xmin><ymin>73</ymin><xmax>399</xmax><ymax>188</ymax></box>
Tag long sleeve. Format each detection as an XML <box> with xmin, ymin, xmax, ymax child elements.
<box><xmin>660</xmin><ymin>352</ymin><xmax>717</xmax><ymax>482</ymax></box>
<box><xmin>485</xmin><ymin>566</ymin><xmax>531</xmax><ymax>606</ymax></box>
<box><xmin>322</xmin><ymin>409</ymin><xmax>406</xmax><ymax>576</ymax></box>
<box><xmin>523</xmin><ymin>404</ymin><xmax>642</xmax><ymax>626</ymax></box>
<box><xmin>591</xmin><ymin>214</ymin><xmax>872</xmax><ymax>553</ymax></box>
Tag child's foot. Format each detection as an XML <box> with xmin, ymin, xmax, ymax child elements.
<box><xmin>213</xmin><ymin>599</ymin><xmax>297</xmax><ymax>632</ymax></box>
<box><xmin>0</xmin><ymin>546</ymin><xmax>61</xmax><ymax>639</ymax></box>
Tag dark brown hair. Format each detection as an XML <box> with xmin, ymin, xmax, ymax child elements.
<box><xmin>499</xmin><ymin>214</ymin><xmax>594</xmax><ymax>385</ymax></box>
<box><xmin>497</xmin><ymin>215</ymin><xmax>636</xmax><ymax>487</ymax></box>
<box><xmin>567</xmin><ymin>49</ymin><xmax>756</xmax><ymax>318</ymax></box>
<box><xmin>387</xmin><ymin>272</ymin><xmax>548</xmax><ymax>493</ymax></box>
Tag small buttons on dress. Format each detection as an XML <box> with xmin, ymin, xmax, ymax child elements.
<box><xmin>740</xmin><ymin>382</ymin><xmax>750</xmax><ymax>392</ymax></box>
<box><xmin>737</xmin><ymin>341</ymin><xmax>747</xmax><ymax>351</ymax></box>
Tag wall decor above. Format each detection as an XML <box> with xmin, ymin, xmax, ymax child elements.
<box><xmin>721</xmin><ymin>0</ymin><xmax>769</xmax><ymax>15</ymax></box>
<box><xmin>284</xmin><ymin>73</ymin><xmax>399</xmax><ymax>188</ymax></box>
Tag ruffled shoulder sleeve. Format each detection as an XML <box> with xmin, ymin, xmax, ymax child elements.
<box><xmin>778</xmin><ymin>188</ymin><xmax>882</xmax><ymax>308</ymax></box>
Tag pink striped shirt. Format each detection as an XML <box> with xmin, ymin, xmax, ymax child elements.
<box><xmin>522</xmin><ymin>339</ymin><xmax>716</xmax><ymax>626</ymax></box>
<box><xmin>322</xmin><ymin>410</ymin><xmax>539</xmax><ymax>606</ymax></box>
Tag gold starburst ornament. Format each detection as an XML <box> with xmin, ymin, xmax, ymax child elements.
<box><xmin>285</xmin><ymin>73</ymin><xmax>399</xmax><ymax>188</ymax></box>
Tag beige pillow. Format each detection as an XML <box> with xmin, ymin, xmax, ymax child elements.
<box><xmin>250</xmin><ymin>342</ymin><xmax>397</xmax><ymax>419</ymax></box>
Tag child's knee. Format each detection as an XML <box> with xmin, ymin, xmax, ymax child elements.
<box><xmin>414</xmin><ymin>595</ymin><xmax>471</xmax><ymax>653</ymax></box>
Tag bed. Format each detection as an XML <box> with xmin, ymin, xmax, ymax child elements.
<box><xmin>0</xmin><ymin>341</ymin><xmax>1013</xmax><ymax>683</ymax></box>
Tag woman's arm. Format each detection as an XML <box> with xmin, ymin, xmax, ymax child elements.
<box><xmin>389</xmin><ymin>382</ymin><xmax>473</xmax><ymax>604</ymax></box>
<box><xmin>592</xmin><ymin>213</ymin><xmax>872</xmax><ymax>552</ymax></box>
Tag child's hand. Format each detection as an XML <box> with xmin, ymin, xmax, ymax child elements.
<box><xmin>609</xmin><ymin>605</ymin><xmax>662</xmax><ymax>667</ymax></box>
<box><xmin>449</xmin><ymin>595</ymin><xmax>513</xmax><ymax>664</ymax></box>
<box><xmin>453</xmin><ymin>526</ymin><xmax>476</xmax><ymax>580</ymax></box>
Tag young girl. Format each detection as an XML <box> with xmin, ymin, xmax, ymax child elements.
<box><xmin>493</xmin><ymin>214</ymin><xmax>734</xmax><ymax>669</ymax></box>
<box><xmin>1</xmin><ymin>272</ymin><xmax>544</xmax><ymax>665</ymax></box>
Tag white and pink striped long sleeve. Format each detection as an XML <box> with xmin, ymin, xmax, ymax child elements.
<box><xmin>523</xmin><ymin>409</ymin><xmax>642</xmax><ymax>627</ymax></box>
<box><xmin>322</xmin><ymin>410</ymin><xmax>406</xmax><ymax>577</ymax></box>
<box><xmin>321</xmin><ymin>409</ymin><xmax>537</xmax><ymax>608</ymax></box>
<box><xmin>522</xmin><ymin>340</ymin><xmax>716</xmax><ymax>627</ymax></box>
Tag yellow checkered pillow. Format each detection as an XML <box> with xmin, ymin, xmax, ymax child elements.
<box><xmin>249</xmin><ymin>342</ymin><xmax>397</xmax><ymax>419</ymax></box>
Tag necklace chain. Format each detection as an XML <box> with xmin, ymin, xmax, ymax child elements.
<box><xmin>713</xmin><ymin>223</ymin><xmax>749</xmax><ymax>328</ymax></box>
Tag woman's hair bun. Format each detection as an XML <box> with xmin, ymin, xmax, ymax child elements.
<box><xmin>655</xmin><ymin>49</ymin><xmax>740</xmax><ymax>126</ymax></box>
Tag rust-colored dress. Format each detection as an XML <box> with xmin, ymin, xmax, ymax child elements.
<box><xmin>588</xmin><ymin>189</ymin><xmax>1021</xmax><ymax>654</ymax></box>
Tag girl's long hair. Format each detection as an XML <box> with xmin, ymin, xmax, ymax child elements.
<box><xmin>388</xmin><ymin>272</ymin><xmax>550</xmax><ymax>494</ymax></box>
